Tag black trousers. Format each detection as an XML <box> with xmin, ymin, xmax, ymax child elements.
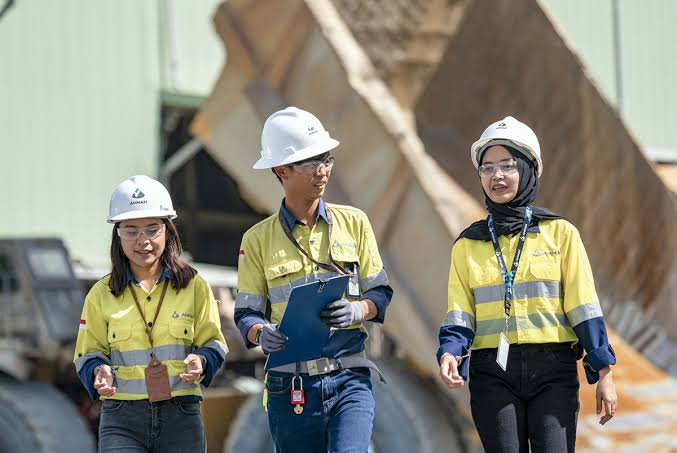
<box><xmin>469</xmin><ymin>343</ymin><xmax>580</xmax><ymax>453</ymax></box>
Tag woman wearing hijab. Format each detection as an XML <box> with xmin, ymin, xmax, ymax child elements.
<box><xmin>437</xmin><ymin>117</ymin><xmax>618</xmax><ymax>452</ymax></box>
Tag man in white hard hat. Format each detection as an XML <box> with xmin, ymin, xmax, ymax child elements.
<box><xmin>234</xmin><ymin>107</ymin><xmax>393</xmax><ymax>452</ymax></box>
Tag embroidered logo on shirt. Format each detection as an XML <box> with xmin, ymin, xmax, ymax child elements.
<box><xmin>532</xmin><ymin>249</ymin><xmax>561</xmax><ymax>257</ymax></box>
<box><xmin>171</xmin><ymin>311</ymin><xmax>194</xmax><ymax>320</ymax></box>
<box><xmin>332</xmin><ymin>240</ymin><xmax>356</xmax><ymax>249</ymax></box>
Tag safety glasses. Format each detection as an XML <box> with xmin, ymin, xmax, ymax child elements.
<box><xmin>117</xmin><ymin>223</ymin><xmax>166</xmax><ymax>241</ymax></box>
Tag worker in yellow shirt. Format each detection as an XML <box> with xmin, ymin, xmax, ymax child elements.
<box><xmin>235</xmin><ymin>107</ymin><xmax>393</xmax><ymax>453</ymax></box>
<box><xmin>73</xmin><ymin>175</ymin><xmax>227</xmax><ymax>452</ymax></box>
<box><xmin>438</xmin><ymin>116</ymin><xmax>618</xmax><ymax>452</ymax></box>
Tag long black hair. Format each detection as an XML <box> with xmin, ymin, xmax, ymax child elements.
<box><xmin>108</xmin><ymin>218</ymin><xmax>197</xmax><ymax>296</ymax></box>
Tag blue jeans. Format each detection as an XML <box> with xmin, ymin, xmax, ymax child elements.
<box><xmin>266</xmin><ymin>367</ymin><xmax>375</xmax><ymax>453</ymax></box>
<box><xmin>468</xmin><ymin>343</ymin><xmax>580</xmax><ymax>453</ymax></box>
<box><xmin>98</xmin><ymin>399</ymin><xmax>205</xmax><ymax>453</ymax></box>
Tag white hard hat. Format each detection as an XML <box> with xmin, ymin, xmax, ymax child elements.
<box><xmin>470</xmin><ymin>116</ymin><xmax>543</xmax><ymax>177</ymax></box>
<box><xmin>253</xmin><ymin>106</ymin><xmax>340</xmax><ymax>169</ymax></box>
<box><xmin>107</xmin><ymin>175</ymin><xmax>177</xmax><ymax>223</ymax></box>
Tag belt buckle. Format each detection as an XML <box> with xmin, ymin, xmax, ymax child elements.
<box><xmin>306</xmin><ymin>358</ymin><xmax>330</xmax><ymax>376</ymax></box>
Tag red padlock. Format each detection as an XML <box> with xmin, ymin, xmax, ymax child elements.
<box><xmin>291</xmin><ymin>375</ymin><xmax>305</xmax><ymax>414</ymax></box>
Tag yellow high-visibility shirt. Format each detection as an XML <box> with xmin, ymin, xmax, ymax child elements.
<box><xmin>73</xmin><ymin>274</ymin><xmax>227</xmax><ymax>400</ymax></box>
<box><xmin>236</xmin><ymin>202</ymin><xmax>389</xmax><ymax>336</ymax></box>
<box><xmin>443</xmin><ymin>219</ymin><xmax>602</xmax><ymax>349</ymax></box>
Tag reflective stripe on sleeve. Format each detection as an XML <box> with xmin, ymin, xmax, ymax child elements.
<box><xmin>114</xmin><ymin>375</ymin><xmax>199</xmax><ymax>395</ymax></box>
<box><xmin>441</xmin><ymin>310</ymin><xmax>476</xmax><ymax>331</ymax></box>
<box><xmin>476</xmin><ymin>312</ymin><xmax>570</xmax><ymax>336</ymax></box>
<box><xmin>360</xmin><ymin>270</ymin><xmax>389</xmax><ymax>292</ymax></box>
<box><xmin>201</xmin><ymin>340</ymin><xmax>228</xmax><ymax>360</ymax></box>
<box><xmin>110</xmin><ymin>344</ymin><xmax>192</xmax><ymax>367</ymax></box>
<box><xmin>566</xmin><ymin>301</ymin><xmax>604</xmax><ymax>327</ymax></box>
<box><xmin>74</xmin><ymin>352</ymin><xmax>111</xmax><ymax>373</ymax></box>
<box><xmin>473</xmin><ymin>280</ymin><xmax>561</xmax><ymax>305</ymax></box>
<box><xmin>235</xmin><ymin>292</ymin><xmax>267</xmax><ymax>312</ymax></box>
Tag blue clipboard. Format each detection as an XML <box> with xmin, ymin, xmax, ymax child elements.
<box><xmin>265</xmin><ymin>275</ymin><xmax>350</xmax><ymax>370</ymax></box>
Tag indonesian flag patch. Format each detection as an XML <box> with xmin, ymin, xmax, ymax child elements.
<box><xmin>79</xmin><ymin>319</ymin><xmax>87</xmax><ymax>330</ymax></box>
<box><xmin>239</xmin><ymin>249</ymin><xmax>245</xmax><ymax>263</ymax></box>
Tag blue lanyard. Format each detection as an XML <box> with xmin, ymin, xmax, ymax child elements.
<box><xmin>487</xmin><ymin>206</ymin><xmax>532</xmax><ymax>317</ymax></box>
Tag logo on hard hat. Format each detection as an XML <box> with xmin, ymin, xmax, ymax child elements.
<box><xmin>496</xmin><ymin>122</ymin><xmax>507</xmax><ymax>129</ymax></box>
<box><xmin>132</xmin><ymin>188</ymin><xmax>145</xmax><ymax>199</ymax></box>
<box><xmin>307</xmin><ymin>126</ymin><xmax>318</xmax><ymax>135</ymax></box>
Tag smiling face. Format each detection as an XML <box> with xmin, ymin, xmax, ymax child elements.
<box><xmin>118</xmin><ymin>218</ymin><xmax>166</xmax><ymax>273</ymax></box>
<box><xmin>480</xmin><ymin>145</ymin><xmax>520</xmax><ymax>204</ymax></box>
<box><xmin>274</xmin><ymin>154</ymin><xmax>332</xmax><ymax>202</ymax></box>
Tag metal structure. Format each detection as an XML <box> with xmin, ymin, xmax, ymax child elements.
<box><xmin>191</xmin><ymin>0</ymin><xmax>677</xmax><ymax>451</ymax></box>
<box><xmin>0</xmin><ymin>239</ymin><xmax>96</xmax><ymax>452</ymax></box>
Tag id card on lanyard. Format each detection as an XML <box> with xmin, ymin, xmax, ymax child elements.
<box><xmin>487</xmin><ymin>206</ymin><xmax>532</xmax><ymax>371</ymax></box>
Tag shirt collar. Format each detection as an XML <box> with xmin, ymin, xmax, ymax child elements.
<box><xmin>126</xmin><ymin>266</ymin><xmax>173</xmax><ymax>287</ymax></box>
<box><xmin>279</xmin><ymin>198</ymin><xmax>330</xmax><ymax>231</ymax></box>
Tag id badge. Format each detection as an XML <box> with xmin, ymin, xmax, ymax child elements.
<box><xmin>496</xmin><ymin>332</ymin><xmax>509</xmax><ymax>371</ymax></box>
<box><xmin>347</xmin><ymin>263</ymin><xmax>361</xmax><ymax>298</ymax></box>
<box><xmin>145</xmin><ymin>356</ymin><xmax>172</xmax><ymax>402</ymax></box>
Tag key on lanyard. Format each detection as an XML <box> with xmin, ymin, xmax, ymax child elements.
<box><xmin>291</xmin><ymin>375</ymin><xmax>305</xmax><ymax>415</ymax></box>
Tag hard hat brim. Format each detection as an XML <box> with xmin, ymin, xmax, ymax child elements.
<box><xmin>470</xmin><ymin>138</ymin><xmax>543</xmax><ymax>177</ymax></box>
<box><xmin>253</xmin><ymin>138</ymin><xmax>340</xmax><ymax>170</ymax></box>
<box><xmin>107</xmin><ymin>210</ymin><xmax>177</xmax><ymax>224</ymax></box>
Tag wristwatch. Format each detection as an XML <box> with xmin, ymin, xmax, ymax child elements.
<box><xmin>254</xmin><ymin>326</ymin><xmax>263</xmax><ymax>345</ymax></box>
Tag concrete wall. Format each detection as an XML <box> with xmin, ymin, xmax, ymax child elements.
<box><xmin>0</xmin><ymin>0</ymin><xmax>223</xmax><ymax>266</ymax></box>
<box><xmin>543</xmin><ymin>0</ymin><xmax>677</xmax><ymax>160</ymax></box>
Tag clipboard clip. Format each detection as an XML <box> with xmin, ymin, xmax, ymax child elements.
<box><xmin>317</xmin><ymin>281</ymin><xmax>327</xmax><ymax>293</ymax></box>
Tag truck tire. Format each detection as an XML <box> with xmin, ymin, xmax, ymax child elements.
<box><xmin>224</xmin><ymin>360</ymin><xmax>476</xmax><ymax>453</ymax></box>
<box><xmin>0</xmin><ymin>376</ymin><xmax>96</xmax><ymax>453</ymax></box>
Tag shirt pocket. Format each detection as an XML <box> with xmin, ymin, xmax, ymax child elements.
<box><xmin>264</xmin><ymin>259</ymin><xmax>303</xmax><ymax>303</ymax></box>
<box><xmin>169</xmin><ymin>320</ymin><xmax>194</xmax><ymax>343</ymax></box>
<box><xmin>467</xmin><ymin>255</ymin><xmax>501</xmax><ymax>290</ymax></box>
<box><xmin>331</xmin><ymin>238</ymin><xmax>359</xmax><ymax>263</ymax></box>
<box><xmin>331</xmin><ymin>247</ymin><xmax>359</xmax><ymax>271</ymax></box>
<box><xmin>108</xmin><ymin>321</ymin><xmax>132</xmax><ymax>345</ymax></box>
<box><xmin>524</xmin><ymin>255</ymin><xmax>561</xmax><ymax>282</ymax></box>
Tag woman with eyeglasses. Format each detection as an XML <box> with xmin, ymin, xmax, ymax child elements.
<box><xmin>73</xmin><ymin>175</ymin><xmax>228</xmax><ymax>452</ymax></box>
<box><xmin>437</xmin><ymin>117</ymin><xmax>618</xmax><ymax>452</ymax></box>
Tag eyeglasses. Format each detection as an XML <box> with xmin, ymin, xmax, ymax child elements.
<box><xmin>478</xmin><ymin>159</ymin><xmax>518</xmax><ymax>178</ymax></box>
<box><xmin>291</xmin><ymin>155</ymin><xmax>335</xmax><ymax>175</ymax></box>
<box><xmin>117</xmin><ymin>223</ymin><xmax>166</xmax><ymax>241</ymax></box>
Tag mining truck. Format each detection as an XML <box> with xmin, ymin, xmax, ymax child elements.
<box><xmin>0</xmin><ymin>238</ymin><xmax>96</xmax><ymax>452</ymax></box>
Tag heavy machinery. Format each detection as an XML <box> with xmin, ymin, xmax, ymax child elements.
<box><xmin>0</xmin><ymin>238</ymin><xmax>96</xmax><ymax>452</ymax></box>
<box><xmin>189</xmin><ymin>0</ymin><xmax>677</xmax><ymax>451</ymax></box>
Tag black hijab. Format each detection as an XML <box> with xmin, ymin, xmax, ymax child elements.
<box><xmin>457</xmin><ymin>145</ymin><xmax>561</xmax><ymax>241</ymax></box>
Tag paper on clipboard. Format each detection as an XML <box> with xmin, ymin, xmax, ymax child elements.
<box><xmin>265</xmin><ymin>275</ymin><xmax>349</xmax><ymax>370</ymax></box>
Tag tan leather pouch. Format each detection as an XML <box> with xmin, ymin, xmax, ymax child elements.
<box><xmin>145</xmin><ymin>357</ymin><xmax>172</xmax><ymax>402</ymax></box>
